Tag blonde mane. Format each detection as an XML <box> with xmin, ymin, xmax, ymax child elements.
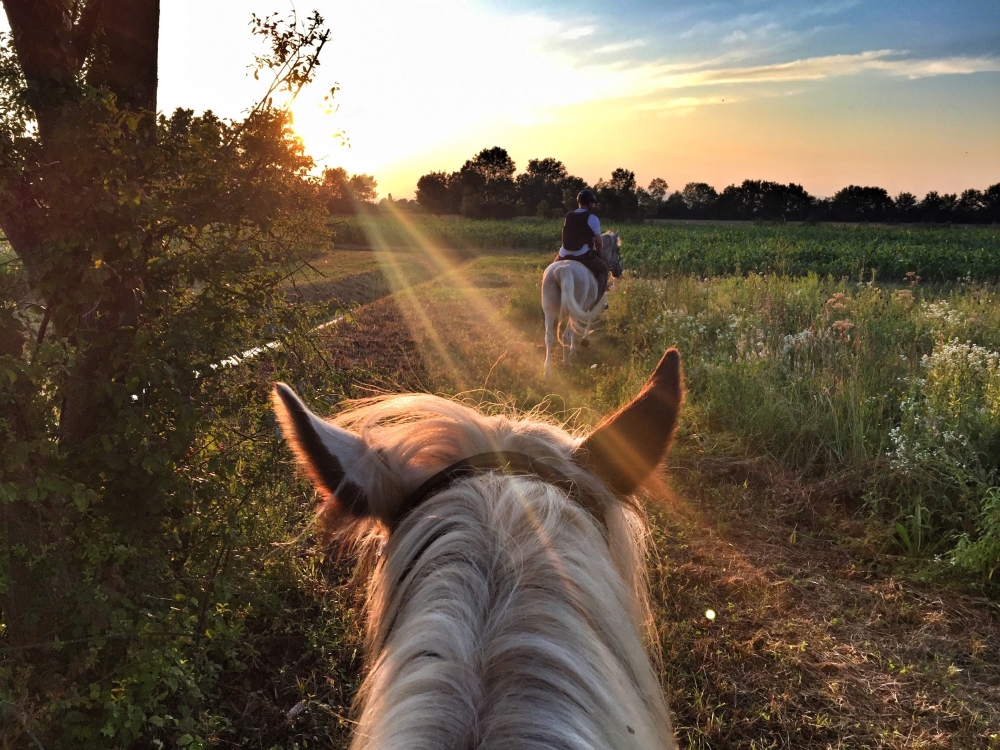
<box><xmin>272</xmin><ymin>349</ymin><xmax>683</xmax><ymax>749</ymax></box>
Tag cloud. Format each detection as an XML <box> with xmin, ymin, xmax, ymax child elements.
<box><xmin>639</xmin><ymin>50</ymin><xmax>1000</xmax><ymax>90</ymax></box>
<box><xmin>594</xmin><ymin>39</ymin><xmax>647</xmax><ymax>55</ymax></box>
<box><xmin>632</xmin><ymin>95</ymin><xmax>743</xmax><ymax>113</ymax></box>
<box><xmin>722</xmin><ymin>30</ymin><xmax>748</xmax><ymax>44</ymax></box>
<box><xmin>800</xmin><ymin>0</ymin><xmax>864</xmax><ymax>17</ymax></box>
<box><xmin>560</xmin><ymin>25</ymin><xmax>595</xmax><ymax>41</ymax></box>
<box><xmin>679</xmin><ymin>13</ymin><xmax>769</xmax><ymax>40</ymax></box>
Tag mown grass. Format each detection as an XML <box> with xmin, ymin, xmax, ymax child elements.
<box><xmin>334</xmin><ymin>215</ymin><xmax>1000</xmax><ymax>281</ymax></box>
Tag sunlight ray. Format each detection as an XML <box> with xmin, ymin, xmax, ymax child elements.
<box><xmin>378</xmin><ymin>203</ymin><xmax>580</xmax><ymax>392</ymax></box>
<box><xmin>351</xmin><ymin>206</ymin><xmax>471</xmax><ymax>390</ymax></box>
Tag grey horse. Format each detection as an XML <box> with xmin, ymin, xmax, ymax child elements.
<box><xmin>541</xmin><ymin>231</ymin><xmax>622</xmax><ymax>377</ymax></box>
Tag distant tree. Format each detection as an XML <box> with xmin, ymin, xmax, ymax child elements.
<box><xmin>830</xmin><ymin>185</ymin><xmax>894</xmax><ymax>222</ymax></box>
<box><xmin>596</xmin><ymin>167</ymin><xmax>640</xmax><ymax>221</ymax></box>
<box><xmin>894</xmin><ymin>192</ymin><xmax>918</xmax><ymax>222</ymax></box>
<box><xmin>984</xmin><ymin>183</ymin><xmax>1000</xmax><ymax>224</ymax></box>
<box><xmin>526</xmin><ymin>157</ymin><xmax>567</xmax><ymax>181</ymax></box>
<box><xmin>639</xmin><ymin>178</ymin><xmax>669</xmax><ymax>218</ymax></box>
<box><xmin>455</xmin><ymin>146</ymin><xmax>518</xmax><ymax>218</ymax></box>
<box><xmin>957</xmin><ymin>189</ymin><xmax>986</xmax><ymax>223</ymax></box>
<box><xmin>415</xmin><ymin>171</ymin><xmax>452</xmax><ymax>214</ymax></box>
<box><xmin>647</xmin><ymin>178</ymin><xmax>669</xmax><ymax>201</ymax></box>
<box><xmin>460</xmin><ymin>146</ymin><xmax>515</xmax><ymax>185</ymax></box>
<box><xmin>918</xmin><ymin>191</ymin><xmax>958</xmax><ymax>223</ymax></box>
<box><xmin>350</xmin><ymin>173</ymin><xmax>378</xmax><ymax>202</ymax></box>
<box><xmin>320</xmin><ymin>166</ymin><xmax>378</xmax><ymax>214</ymax></box>
<box><xmin>662</xmin><ymin>191</ymin><xmax>688</xmax><ymax>219</ymax></box>
<box><xmin>378</xmin><ymin>194</ymin><xmax>420</xmax><ymax>212</ymax></box>
<box><xmin>560</xmin><ymin>174</ymin><xmax>588</xmax><ymax>212</ymax></box>
<box><xmin>717</xmin><ymin>180</ymin><xmax>814</xmax><ymax>220</ymax></box>
<box><xmin>516</xmin><ymin>157</ymin><xmax>568</xmax><ymax>215</ymax></box>
<box><xmin>681</xmin><ymin>182</ymin><xmax>718</xmax><ymax>218</ymax></box>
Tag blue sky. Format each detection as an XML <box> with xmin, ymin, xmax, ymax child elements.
<box><xmin>2</xmin><ymin>0</ymin><xmax>997</xmax><ymax>198</ymax></box>
<box><xmin>518</xmin><ymin>0</ymin><xmax>1000</xmax><ymax>62</ymax></box>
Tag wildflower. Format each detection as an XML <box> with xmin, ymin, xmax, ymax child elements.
<box><xmin>831</xmin><ymin>319</ymin><xmax>854</xmax><ymax>337</ymax></box>
<box><xmin>895</xmin><ymin>289</ymin><xmax>914</xmax><ymax>302</ymax></box>
<box><xmin>824</xmin><ymin>292</ymin><xmax>852</xmax><ymax>315</ymax></box>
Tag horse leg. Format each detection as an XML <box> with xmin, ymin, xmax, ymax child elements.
<box><xmin>543</xmin><ymin>310</ymin><xmax>557</xmax><ymax>377</ymax></box>
<box><xmin>563</xmin><ymin>317</ymin><xmax>575</xmax><ymax>367</ymax></box>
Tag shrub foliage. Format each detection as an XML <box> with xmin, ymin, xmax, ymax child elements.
<box><xmin>0</xmin><ymin>9</ymin><xmax>356</xmax><ymax>746</ymax></box>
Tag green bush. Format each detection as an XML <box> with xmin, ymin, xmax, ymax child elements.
<box><xmin>0</xmin><ymin>18</ymin><xmax>364</xmax><ymax>746</ymax></box>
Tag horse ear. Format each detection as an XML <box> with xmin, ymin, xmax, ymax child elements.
<box><xmin>272</xmin><ymin>383</ymin><xmax>370</xmax><ymax>517</ymax></box>
<box><xmin>574</xmin><ymin>349</ymin><xmax>683</xmax><ymax>495</ymax></box>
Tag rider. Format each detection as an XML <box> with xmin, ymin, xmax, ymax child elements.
<box><xmin>556</xmin><ymin>189</ymin><xmax>610</xmax><ymax>302</ymax></box>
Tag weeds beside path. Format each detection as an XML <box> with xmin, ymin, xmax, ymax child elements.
<box><xmin>302</xmin><ymin>246</ymin><xmax>1000</xmax><ymax>748</ymax></box>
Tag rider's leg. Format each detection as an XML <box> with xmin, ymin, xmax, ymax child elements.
<box><xmin>581</xmin><ymin>254</ymin><xmax>610</xmax><ymax>308</ymax></box>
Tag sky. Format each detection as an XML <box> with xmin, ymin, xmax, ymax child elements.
<box><xmin>4</xmin><ymin>1</ymin><xmax>999</xmax><ymax>199</ymax></box>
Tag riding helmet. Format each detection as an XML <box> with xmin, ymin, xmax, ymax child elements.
<box><xmin>577</xmin><ymin>189</ymin><xmax>597</xmax><ymax>205</ymax></box>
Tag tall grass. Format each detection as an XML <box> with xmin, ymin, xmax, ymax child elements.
<box><xmin>595</xmin><ymin>273</ymin><xmax>1000</xmax><ymax>575</ymax></box>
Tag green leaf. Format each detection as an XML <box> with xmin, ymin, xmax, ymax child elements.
<box><xmin>895</xmin><ymin>522</ymin><xmax>913</xmax><ymax>553</ymax></box>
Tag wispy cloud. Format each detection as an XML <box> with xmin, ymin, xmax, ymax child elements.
<box><xmin>639</xmin><ymin>50</ymin><xmax>1000</xmax><ymax>90</ymax></box>
<box><xmin>800</xmin><ymin>0</ymin><xmax>864</xmax><ymax>17</ymax></box>
<box><xmin>679</xmin><ymin>14</ymin><xmax>768</xmax><ymax>40</ymax></box>
<box><xmin>632</xmin><ymin>95</ymin><xmax>743</xmax><ymax>114</ymax></box>
<box><xmin>594</xmin><ymin>39</ymin><xmax>647</xmax><ymax>55</ymax></box>
<box><xmin>560</xmin><ymin>25</ymin><xmax>595</xmax><ymax>41</ymax></box>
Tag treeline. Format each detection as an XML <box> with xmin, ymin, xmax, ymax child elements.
<box><xmin>411</xmin><ymin>146</ymin><xmax>1000</xmax><ymax>225</ymax></box>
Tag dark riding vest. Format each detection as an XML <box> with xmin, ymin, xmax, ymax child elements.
<box><xmin>562</xmin><ymin>210</ymin><xmax>596</xmax><ymax>253</ymax></box>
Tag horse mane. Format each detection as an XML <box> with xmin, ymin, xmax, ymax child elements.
<box><xmin>315</xmin><ymin>393</ymin><xmax>674</xmax><ymax>749</ymax></box>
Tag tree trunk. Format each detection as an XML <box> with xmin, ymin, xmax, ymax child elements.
<box><xmin>0</xmin><ymin>0</ymin><xmax>161</xmax><ymax>648</ymax></box>
<box><xmin>86</xmin><ymin>0</ymin><xmax>159</xmax><ymax>114</ymax></box>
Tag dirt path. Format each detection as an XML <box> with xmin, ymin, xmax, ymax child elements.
<box><xmin>309</xmin><ymin>250</ymin><xmax>1000</xmax><ymax>749</ymax></box>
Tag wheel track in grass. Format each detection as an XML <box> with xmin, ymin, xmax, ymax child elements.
<box><xmin>305</xmin><ymin>248</ymin><xmax>1000</xmax><ymax>749</ymax></box>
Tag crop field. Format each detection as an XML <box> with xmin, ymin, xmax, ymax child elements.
<box><xmin>336</xmin><ymin>214</ymin><xmax>1000</xmax><ymax>280</ymax></box>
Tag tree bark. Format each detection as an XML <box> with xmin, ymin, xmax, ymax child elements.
<box><xmin>86</xmin><ymin>0</ymin><xmax>159</xmax><ymax>114</ymax></box>
<box><xmin>0</xmin><ymin>0</ymin><xmax>161</xmax><ymax>648</ymax></box>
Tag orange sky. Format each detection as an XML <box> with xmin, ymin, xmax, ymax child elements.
<box><xmin>5</xmin><ymin>0</ymin><xmax>998</xmax><ymax>199</ymax></box>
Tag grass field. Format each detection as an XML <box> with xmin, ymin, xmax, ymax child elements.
<box><xmin>5</xmin><ymin>222</ymin><xmax>1000</xmax><ymax>748</ymax></box>
<box><xmin>292</xmin><ymin>220</ymin><xmax>1000</xmax><ymax>748</ymax></box>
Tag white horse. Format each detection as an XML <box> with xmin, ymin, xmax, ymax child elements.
<box><xmin>272</xmin><ymin>349</ymin><xmax>683</xmax><ymax>750</ymax></box>
<box><xmin>541</xmin><ymin>231</ymin><xmax>623</xmax><ymax>377</ymax></box>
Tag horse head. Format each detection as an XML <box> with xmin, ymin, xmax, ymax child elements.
<box><xmin>271</xmin><ymin>349</ymin><xmax>683</xmax><ymax>748</ymax></box>
<box><xmin>604</xmin><ymin>230</ymin><xmax>623</xmax><ymax>278</ymax></box>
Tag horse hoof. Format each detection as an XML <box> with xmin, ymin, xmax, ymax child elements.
<box><xmin>580</xmin><ymin>338</ymin><xmax>590</xmax><ymax>348</ymax></box>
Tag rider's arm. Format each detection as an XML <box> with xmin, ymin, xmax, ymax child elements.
<box><xmin>588</xmin><ymin>214</ymin><xmax>602</xmax><ymax>252</ymax></box>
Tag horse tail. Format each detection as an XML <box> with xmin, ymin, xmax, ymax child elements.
<box><xmin>558</xmin><ymin>269</ymin><xmax>605</xmax><ymax>340</ymax></box>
